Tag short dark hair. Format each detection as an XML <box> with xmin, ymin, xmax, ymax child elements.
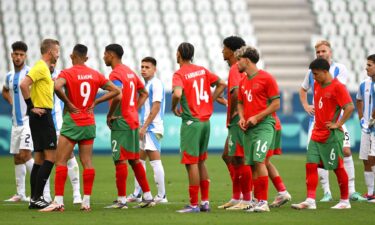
<box><xmin>309</xmin><ymin>58</ymin><xmax>330</xmax><ymax>71</ymax></box>
<box><xmin>368</xmin><ymin>54</ymin><xmax>375</xmax><ymax>64</ymax></box>
<box><xmin>223</xmin><ymin>36</ymin><xmax>246</xmax><ymax>52</ymax></box>
<box><xmin>177</xmin><ymin>42</ymin><xmax>194</xmax><ymax>61</ymax></box>
<box><xmin>142</xmin><ymin>56</ymin><xmax>157</xmax><ymax>66</ymax></box>
<box><xmin>235</xmin><ymin>46</ymin><xmax>259</xmax><ymax>64</ymax></box>
<box><xmin>105</xmin><ymin>44</ymin><xmax>124</xmax><ymax>59</ymax></box>
<box><xmin>40</xmin><ymin>39</ymin><xmax>59</xmax><ymax>54</ymax></box>
<box><xmin>73</xmin><ymin>44</ymin><xmax>88</xmax><ymax>58</ymax></box>
<box><xmin>12</xmin><ymin>41</ymin><xmax>28</xmax><ymax>52</ymax></box>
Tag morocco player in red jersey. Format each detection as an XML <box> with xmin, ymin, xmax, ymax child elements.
<box><xmin>103</xmin><ymin>44</ymin><xmax>155</xmax><ymax>209</ymax></box>
<box><xmin>172</xmin><ymin>42</ymin><xmax>226</xmax><ymax>213</ymax></box>
<box><xmin>236</xmin><ymin>46</ymin><xmax>281</xmax><ymax>212</ymax></box>
<box><xmin>40</xmin><ymin>44</ymin><xmax>120</xmax><ymax>212</ymax></box>
<box><xmin>292</xmin><ymin>58</ymin><xmax>353</xmax><ymax>210</ymax></box>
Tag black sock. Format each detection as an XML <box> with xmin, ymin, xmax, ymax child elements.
<box><xmin>30</xmin><ymin>164</ymin><xmax>41</xmax><ymax>200</ymax></box>
<box><xmin>34</xmin><ymin>160</ymin><xmax>54</xmax><ymax>200</ymax></box>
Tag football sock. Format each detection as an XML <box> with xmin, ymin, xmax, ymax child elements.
<box><xmin>25</xmin><ymin>158</ymin><xmax>34</xmax><ymax>173</ymax></box>
<box><xmin>189</xmin><ymin>185</ymin><xmax>199</xmax><ymax>206</ymax></box>
<box><xmin>272</xmin><ymin>176</ymin><xmax>287</xmax><ymax>193</ymax></box>
<box><xmin>15</xmin><ymin>164</ymin><xmax>26</xmax><ymax>197</ymax></box>
<box><xmin>67</xmin><ymin>156</ymin><xmax>80</xmax><ymax>196</ymax></box>
<box><xmin>257</xmin><ymin>176</ymin><xmax>268</xmax><ymax>201</ymax></box>
<box><xmin>118</xmin><ymin>196</ymin><xmax>127</xmax><ymax>204</ymax></box>
<box><xmin>55</xmin><ymin>165</ymin><xmax>68</xmax><ymax>196</ymax></box>
<box><xmin>318</xmin><ymin>168</ymin><xmax>331</xmax><ymax>194</ymax></box>
<box><xmin>306</xmin><ymin>163</ymin><xmax>318</xmax><ymax>199</ymax></box>
<box><xmin>226</xmin><ymin>163</ymin><xmax>235</xmax><ymax>182</ymax></box>
<box><xmin>150</xmin><ymin>160</ymin><xmax>166</xmax><ymax>197</ymax></box>
<box><xmin>364</xmin><ymin>171</ymin><xmax>374</xmax><ymax>195</ymax></box>
<box><xmin>232</xmin><ymin>165</ymin><xmax>242</xmax><ymax>200</ymax></box>
<box><xmin>43</xmin><ymin>177</ymin><xmax>51</xmax><ymax>201</ymax></box>
<box><xmin>115</xmin><ymin>163</ymin><xmax>128</xmax><ymax>197</ymax></box>
<box><xmin>253</xmin><ymin>178</ymin><xmax>260</xmax><ymax>200</ymax></box>
<box><xmin>35</xmin><ymin>160</ymin><xmax>54</xmax><ymax>199</ymax></box>
<box><xmin>30</xmin><ymin>164</ymin><xmax>41</xmax><ymax>199</ymax></box>
<box><xmin>334</xmin><ymin>166</ymin><xmax>349</xmax><ymax>200</ymax></box>
<box><xmin>133</xmin><ymin>160</ymin><xmax>145</xmax><ymax>196</ymax></box>
<box><xmin>132</xmin><ymin>161</ymin><xmax>150</xmax><ymax>193</ymax></box>
<box><xmin>200</xmin><ymin>179</ymin><xmax>210</xmax><ymax>202</ymax></box>
<box><xmin>83</xmin><ymin>168</ymin><xmax>95</xmax><ymax>195</ymax></box>
<box><xmin>239</xmin><ymin>165</ymin><xmax>252</xmax><ymax>201</ymax></box>
<box><xmin>343</xmin><ymin>156</ymin><xmax>355</xmax><ymax>195</ymax></box>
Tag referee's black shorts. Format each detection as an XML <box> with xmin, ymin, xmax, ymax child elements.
<box><xmin>29</xmin><ymin>109</ymin><xmax>57</xmax><ymax>152</ymax></box>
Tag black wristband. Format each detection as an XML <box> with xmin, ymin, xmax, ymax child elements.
<box><xmin>25</xmin><ymin>98</ymin><xmax>34</xmax><ymax>108</ymax></box>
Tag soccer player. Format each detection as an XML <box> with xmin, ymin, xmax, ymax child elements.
<box><xmin>299</xmin><ymin>40</ymin><xmax>365</xmax><ymax>202</ymax></box>
<box><xmin>356</xmin><ymin>54</ymin><xmax>375</xmax><ymax>200</ymax></box>
<box><xmin>172</xmin><ymin>42</ymin><xmax>226</xmax><ymax>213</ymax></box>
<box><xmin>128</xmin><ymin>57</ymin><xmax>167</xmax><ymax>204</ymax></box>
<box><xmin>217</xmin><ymin>36</ymin><xmax>250</xmax><ymax>210</ymax></box>
<box><xmin>292</xmin><ymin>58</ymin><xmax>353</xmax><ymax>210</ymax></box>
<box><xmin>236</xmin><ymin>45</ymin><xmax>280</xmax><ymax>213</ymax></box>
<box><xmin>40</xmin><ymin>44</ymin><xmax>120</xmax><ymax>212</ymax></box>
<box><xmin>2</xmin><ymin>41</ymin><xmax>34</xmax><ymax>202</ymax></box>
<box><xmin>49</xmin><ymin>63</ymin><xmax>82</xmax><ymax>204</ymax></box>
<box><xmin>20</xmin><ymin>39</ymin><xmax>60</xmax><ymax>209</ymax></box>
<box><xmin>104</xmin><ymin>44</ymin><xmax>155</xmax><ymax>209</ymax></box>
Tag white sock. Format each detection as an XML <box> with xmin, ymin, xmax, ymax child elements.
<box><xmin>43</xmin><ymin>177</ymin><xmax>51</xmax><ymax>200</ymax></box>
<box><xmin>150</xmin><ymin>160</ymin><xmax>166</xmax><ymax>197</ymax></box>
<box><xmin>364</xmin><ymin>171</ymin><xmax>374</xmax><ymax>195</ymax></box>
<box><xmin>133</xmin><ymin>160</ymin><xmax>145</xmax><ymax>196</ymax></box>
<box><xmin>15</xmin><ymin>164</ymin><xmax>26</xmax><ymax>197</ymax></box>
<box><xmin>82</xmin><ymin>195</ymin><xmax>90</xmax><ymax>207</ymax></box>
<box><xmin>143</xmin><ymin>191</ymin><xmax>152</xmax><ymax>201</ymax></box>
<box><xmin>318</xmin><ymin>168</ymin><xmax>331</xmax><ymax>194</ymax></box>
<box><xmin>344</xmin><ymin>156</ymin><xmax>355</xmax><ymax>195</ymax></box>
<box><xmin>54</xmin><ymin>196</ymin><xmax>64</xmax><ymax>205</ymax></box>
<box><xmin>118</xmin><ymin>196</ymin><xmax>127</xmax><ymax>204</ymax></box>
<box><xmin>67</xmin><ymin>156</ymin><xmax>81</xmax><ymax>197</ymax></box>
<box><xmin>25</xmin><ymin>158</ymin><xmax>34</xmax><ymax>173</ymax></box>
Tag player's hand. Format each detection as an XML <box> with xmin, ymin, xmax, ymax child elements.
<box><xmin>139</xmin><ymin>127</ymin><xmax>146</xmax><ymax>140</ymax></box>
<box><xmin>106</xmin><ymin>115</ymin><xmax>116</xmax><ymax>129</ymax></box>
<box><xmin>31</xmin><ymin>108</ymin><xmax>46</xmax><ymax>116</ymax></box>
<box><xmin>216</xmin><ymin>96</ymin><xmax>228</xmax><ymax>106</ymax></box>
<box><xmin>87</xmin><ymin>102</ymin><xmax>96</xmax><ymax>114</ymax></box>
<box><xmin>172</xmin><ymin>107</ymin><xmax>182</xmax><ymax>117</ymax></box>
<box><xmin>238</xmin><ymin>118</ymin><xmax>248</xmax><ymax>131</ymax></box>
<box><xmin>67</xmin><ymin>102</ymin><xmax>80</xmax><ymax>114</ymax></box>
<box><xmin>303</xmin><ymin>104</ymin><xmax>315</xmax><ymax>116</ymax></box>
<box><xmin>246</xmin><ymin>116</ymin><xmax>258</xmax><ymax>127</ymax></box>
<box><xmin>326</xmin><ymin>121</ymin><xmax>340</xmax><ymax>129</ymax></box>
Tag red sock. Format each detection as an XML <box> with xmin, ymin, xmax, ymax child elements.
<box><xmin>253</xmin><ymin>178</ymin><xmax>260</xmax><ymax>200</ymax></box>
<box><xmin>334</xmin><ymin>161</ymin><xmax>349</xmax><ymax>200</ymax></box>
<box><xmin>189</xmin><ymin>185</ymin><xmax>199</xmax><ymax>206</ymax></box>
<box><xmin>55</xmin><ymin>165</ymin><xmax>68</xmax><ymax>196</ymax></box>
<box><xmin>232</xmin><ymin>165</ymin><xmax>242</xmax><ymax>200</ymax></box>
<box><xmin>272</xmin><ymin>176</ymin><xmax>286</xmax><ymax>192</ymax></box>
<box><xmin>132</xmin><ymin>162</ymin><xmax>150</xmax><ymax>193</ymax></box>
<box><xmin>239</xmin><ymin>165</ymin><xmax>252</xmax><ymax>201</ymax></box>
<box><xmin>257</xmin><ymin>176</ymin><xmax>269</xmax><ymax>201</ymax></box>
<box><xmin>83</xmin><ymin>168</ymin><xmax>95</xmax><ymax>195</ymax></box>
<box><xmin>115</xmin><ymin>164</ymin><xmax>128</xmax><ymax>197</ymax></box>
<box><xmin>227</xmin><ymin>163</ymin><xmax>235</xmax><ymax>181</ymax></box>
<box><xmin>306</xmin><ymin>163</ymin><xmax>318</xmax><ymax>199</ymax></box>
<box><xmin>200</xmin><ymin>180</ymin><xmax>210</xmax><ymax>201</ymax></box>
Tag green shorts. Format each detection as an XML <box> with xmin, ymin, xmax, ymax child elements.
<box><xmin>60</xmin><ymin>113</ymin><xmax>96</xmax><ymax>141</ymax></box>
<box><xmin>243</xmin><ymin>120</ymin><xmax>275</xmax><ymax>165</ymax></box>
<box><xmin>180</xmin><ymin>120</ymin><xmax>210</xmax><ymax>164</ymax></box>
<box><xmin>111</xmin><ymin>120</ymin><xmax>139</xmax><ymax>162</ymax></box>
<box><xmin>268</xmin><ymin>129</ymin><xmax>282</xmax><ymax>157</ymax></box>
<box><xmin>307</xmin><ymin>129</ymin><xmax>344</xmax><ymax>170</ymax></box>
<box><xmin>228</xmin><ymin>116</ymin><xmax>244</xmax><ymax>157</ymax></box>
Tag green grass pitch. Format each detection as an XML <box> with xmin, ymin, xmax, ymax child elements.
<box><xmin>0</xmin><ymin>153</ymin><xmax>372</xmax><ymax>225</ymax></box>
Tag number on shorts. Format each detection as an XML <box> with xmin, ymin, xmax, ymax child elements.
<box><xmin>112</xmin><ymin>140</ymin><xmax>118</xmax><ymax>152</ymax></box>
<box><xmin>255</xmin><ymin>140</ymin><xmax>268</xmax><ymax>153</ymax></box>
<box><xmin>330</xmin><ymin>148</ymin><xmax>336</xmax><ymax>161</ymax></box>
<box><xmin>80</xmin><ymin>81</ymin><xmax>91</xmax><ymax>107</ymax></box>
<box><xmin>192</xmin><ymin>78</ymin><xmax>209</xmax><ymax>105</ymax></box>
<box><xmin>25</xmin><ymin>134</ymin><xmax>31</xmax><ymax>144</ymax></box>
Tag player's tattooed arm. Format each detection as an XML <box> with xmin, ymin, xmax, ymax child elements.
<box><xmin>136</xmin><ymin>88</ymin><xmax>149</xmax><ymax>111</ymax></box>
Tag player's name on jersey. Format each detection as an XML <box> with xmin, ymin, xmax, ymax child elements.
<box><xmin>127</xmin><ymin>73</ymin><xmax>135</xmax><ymax>78</ymax></box>
<box><xmin>184</xmin><ymin>69</ymin><xmax>205</xmax><ymax>79</ymax></box>
<box><xmin>78</xmin><ymin>74</ymin><xmax>93</xmax><ymax>80</ymax></box>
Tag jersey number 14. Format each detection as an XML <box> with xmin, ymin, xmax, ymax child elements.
<box><xmin>192</xmin><ymin>78</ymin><xmax>209</xmax><ymax>105</ymax></box>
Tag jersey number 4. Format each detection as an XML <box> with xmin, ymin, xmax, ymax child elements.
<box><xmin>192</xmin><ymin>78</ymin><xmax>209</xmax><ymax>105</ymax></box>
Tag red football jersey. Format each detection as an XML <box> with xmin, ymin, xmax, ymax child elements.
<box><xmin>272</xmin><ymin>112</ymin><xmax>282</xmax><ymax>131</ymax></box>
<box><xmin>238</xmin><ymin>70</ymin><xmax>280</xmax><ymax>121</ymax></box>
<box><xmin>172</xmin><ymin>64</ymin><xmax>219</xmax><ymax>121</ymax></box>
<box><xmin>58</xmin><ymin>64</ymin><xmax>109</xmax><ymax>126</ymax></box>
<box><xmin>109</xmin><ymin>64</ymin><xmax>144</xmax><ymax>129</ymax></box>
<box><xmin>226</xmin><ymin>63</ymin><xmax>245</xmax><ymax>127</ymax></box>
<box><xmin>311</xmin><ymin>78</ymin><xmax>352</xmax><ymax>143</ymax></box>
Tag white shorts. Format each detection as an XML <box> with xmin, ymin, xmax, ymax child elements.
<box><xmin>307</xmin><ymin>118</ymin><xmax>351</xmax><ymax>148</ymax></box>
<box><xmin>359</xmin><ymin>131</ymin><xmax>375</xmax><ymax>160</ymax></box>
<box><xmin>10</xmin><ymin>125</ymin><xmax>33</xmax><ymax>154</ymax></box>
<box><xmin>139</xmin><ymin>132</ymin><xmax>162</xmax><ymax>151</ymax></box>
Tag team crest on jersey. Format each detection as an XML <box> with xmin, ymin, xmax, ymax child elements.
<box><xmin>252</xmin><ymin>83</ymin><xmax>260</xmax><ymax>89</ymax></box>
<box><xmin>324</xmin><ymin>92</ymin><xmax>332</xmax><ymax>98</ymax></box>
<box><xmin>127</xmin><ymin>74</ymin><xmax>135</xmax><ymax>78</ymax></box>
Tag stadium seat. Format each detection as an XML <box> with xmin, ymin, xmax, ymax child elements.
<box><xmin>330</xmin><ymin>1</ymin><xmax>347</xmax><ymax>13</ymax></box>
<box><xmin>195</xmin><ymin>0</ymin><xmax>211</xmax><ymax>12</ymax></box>
<box><xmin>1</xmin><ymin>0</ymin><xmax>16</xmax><ymax>11</ymax></box>
<box><xmin>177</xmin><ymin>0</ymin><xmax>194</xmax><ymax>12</ymax></box>
<box><xmin>160</xmin><ymin>0</ymin><xmax>176</xmax><ymax>12</ymax></box>
<box><xmin>124</xmin><ymin>0</ymin><xmax>140</xmax><ymax>12</ymax></box>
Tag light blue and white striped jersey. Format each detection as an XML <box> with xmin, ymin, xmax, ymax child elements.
<box><xmin>4</xmin><ymin>65</ymin><xmax>30</xmax><ymax>126</ymax></box>
<box><xmin>51</xmin><ymin>69</ymin><xmax>64</xmax><ymax>132</ymax></box>
<box><xmin>356</xmin><ymin>77</ymin><xmax>375</xmax><ymax>129</ymax></box>
<box><xmin>140</xmin><ymin>76</ymin><xmax>165</xmax><ymax>135</ymax></box>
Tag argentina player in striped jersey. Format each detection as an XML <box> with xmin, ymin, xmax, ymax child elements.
<box><xmin>299</xmin><ymin>40</ymin><xmax>366</xmax><ymax>202</ymax></box>
<box><xmin>2</xmin><ymin>41</ymin><xmax>34</xmax><ymax>202</ymax></box>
